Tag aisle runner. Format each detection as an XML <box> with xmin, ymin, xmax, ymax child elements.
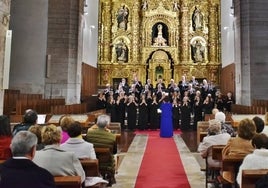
<box><xmin>134</xmin><ymin>131</ymin><xmax>190</xmax><ymax>188</ymax></box>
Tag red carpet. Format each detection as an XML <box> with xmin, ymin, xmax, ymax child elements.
<box><xmin>134</xmin><ymin>130</ymin><xmax>190</xmax><ymax>188</ymax></box>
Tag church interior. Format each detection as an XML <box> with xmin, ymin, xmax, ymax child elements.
<box><xmin>0</xmin><ymin>0</ymin><xmax>268</xmax><ymax>187</ymax></box>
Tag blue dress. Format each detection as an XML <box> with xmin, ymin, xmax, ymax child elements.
<box><xmin>160</xmin><ymin>102</ymin><xmax>173</xmax><ymax>137</ymax></box>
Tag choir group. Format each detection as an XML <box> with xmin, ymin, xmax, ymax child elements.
<box><xmin>96</xmin><ymin>75</ymin><xmax>235</xmax><ymax>131</ymax></box>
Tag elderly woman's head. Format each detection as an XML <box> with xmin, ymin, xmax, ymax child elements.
<box><xmin>237</xmin><ymin>118</ymin><xmax>256</xmax><ymax>140</ymax></box>
<box><xmin>97</xmin><ymin>114</ymin><xmax>111</xmax><ymax>129</ymax></box>
<box><xmin>208</xmin><ymin>119</ymin><xmax>222</xmax><ymax>135</ymax></box>
<box><xmin>215</xmin><ymin>112</ymin><xmax>226</xmax><ymax>123</ymax></box>
<box><xmin>41</xmin><ymin>124</ymin><xmax>61</xmax><ymax>145</ymax></box>
<box><xmin>58</xmin><ymin>115</ymin><xmax>75</xmax><ymax>132</ymax></box>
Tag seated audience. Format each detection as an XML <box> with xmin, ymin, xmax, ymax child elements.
<box><xmin>28</xmin><ymin>124</ymin><xmax>45</xmax><ymax>150</ymax></box>
<box><xmin>0</xmin><ymin>131</ymin><xmax>55</xmax><ymax>188</ymax></box>
<box><xmin>215</xmin><ymin>111</ymin><xmax>236</xmax><ymax>137</ymax></box>
<box><xmin>61</xmin><ymin>121</ymin><xmax>108</xmax><ymax>187</ymax></box>
<box><xmin>198</xmin><ymin>119</ymin><xmax>231</xmax><ymax>167</ymax></box>
<box><xmin>58</xmin><ymin>115</ymin><xmax>75</xmax><ymax>144</ymax></box>
<box><xmin>261</xmin><ymin>112</ymin><xmax>268</xmax><ymax>136</ymax></box>
<box><xmin>236</xmin><ymin>133</ymin><xmax>268</xmax><ymax>186</ymax></box>
<box><xmin>222</xmin><ymin>118</ymin><xmax>256</xmax><ymax>183</ymax></box>
<box><xmin>12</xmin><ymin>109</ymin><xmax>38</xmax><ymax>136</ymax></box>
<box><xmin>0</xmin><ymin>115</ymin><xmax>12</xmax><ymax>159</ymax></box>
<box><xmin>61</xmin><ymin>121</ymin><xmax>96</xmax><ymax>159</ymax></box>
<box><xmin>252</xmin><ymin>116</ymin><xmax>265</xmax><ymax>133</ymax></box>
<box><xmin>85</xmin><ymin>114</ymin><xmax>117</xmax><ymax>186</ymax></box>
<box><xmin>33</xmin><ymin>124</ymin><xmax>85</xmax><ymax>183</ymax></box>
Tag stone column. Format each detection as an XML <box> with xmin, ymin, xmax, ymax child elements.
<box><xmin>0</xmin><ymin>0</ymin><xmax>11</xmax><ymax>114</ymax></box>
<box><xmin>132</xmin><ymin>1</ymin><xmax>141</xmax><ymax>64</ymax></box>
<box><xmin>208</xmin><ymin>3</ymin><xmax>218</xmax><ymax>63</ymax></box>
<box><xmin>180</xmin><ymin>1</ymin><xmax>189</xmax><ymax>63</ymax></box>
<box><xmin>102</xmin><ymin>0</ymin><xmax>112</xmax><ymax>62</ymax></box>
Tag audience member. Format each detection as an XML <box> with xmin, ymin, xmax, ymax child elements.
<box><xmin>58</xmin><ymin>115</ymin><xmax>75</xmax><ymax>144</ymax></box>
<box><xmin>222</xmin><ymin>118</ymin><xmax>256</xmax><ymax>183</ymax></box>
<box><xmin>252</xmin><ymin>116</ymin><xmax>265</xmax><ymax>133</ymax></box>
<box><xmin>198</xmin><ymin>119</ymin><xmax>230</xmax><ymax>167</ymax></box>
<box><xmin>12</xmin><ymin>109</ymin><xmax>38</xmax><ymax>136</ymax></box>
<box><xmin>85</xmin><ymin>114</ymin><xmax>117</xmax><ymax>186</ymax></box>
<box><xmin>215</xmin><ymin>111</ymin><xmax>235</xmax><ymax>136</ymax></box>
<box><xmin>0</xmin><ymin>115</ymin><xmax>12</xmax><ymax>159</ymax></box>
<box><xmin>261</xmin><ymin>112</ymin><xmax>268</xmax><ymax>136</ymax></box>
<box><xmin>0</xmin><ymin>131</ymin><xmax>55</xmax><ymax>188</ymax></box>
<box><xmin>28</xmin><ymin>124</ymin><xmax>45</xmax><ymax>150</ymax></box>
<box><xmin>61</xmin><ymin>121</ymin><xmax>96</xmax><ymax>159</ymax></box>
<box><xmin>33</xmin><ymin>124</ymin><xmax>85</xmax><ymax>183</ymax></box>
<box><xmin>236</xmin><ymin>133</ymin><xmax>268</xmax><ymax>186</ymax></box>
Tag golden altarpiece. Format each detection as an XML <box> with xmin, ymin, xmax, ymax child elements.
<box><xmin>98</xmin><ymin>0</ymin><xmax>220</xmax><ymax>88</ymax></box>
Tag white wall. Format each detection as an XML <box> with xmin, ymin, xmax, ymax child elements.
<box><xmin>221</xmin><ymin>0</ymin><xmax>235</xmax><ymax>67</ymax></box>
<box><xmin>82</xmin><ymin>0</ymin><xmax>99</xmax><ymax>68</ymax></box>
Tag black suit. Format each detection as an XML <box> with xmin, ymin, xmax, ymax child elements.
<box><xmin>0</xmin><ymin>158</ymin><xmax>56</xmax><ymax>188</ymax></box>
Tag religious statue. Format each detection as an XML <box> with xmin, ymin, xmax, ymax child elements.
<box><xmin>192</xmin><ymin>6</ymin><xmax>203</xmax><ymax>31</ymax></box>
<box><xmin>191</xmin><ymin>40</ymin><xmax>205</xmax><ymax>62</ymax></box>
<box><xmin>115</xmin><ymin>40</ymin><xmax>128</xmax><ymax>62</ymax></box>
<box><xmin>117</xmin><ymin>5</ymin><xmax>129</xmax><ymax>30</ymax></box>
<box><xmin>142</xmin><ymin>0</ymin><xmax>148</xmax><ymax>11</ymax></box>
<box><xmin>173</xmin><ymin>1</ymin><xmax>180</xmax><ymax>11</ymax></box>
<box><xmin>152</xmin><ymin>24</ymin><xmax>167</xmax><ymax>46</ymax></box>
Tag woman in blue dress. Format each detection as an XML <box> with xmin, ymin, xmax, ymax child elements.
<box><xmin>159</xmin><ymin>95</ymin><xmax>173</xmax><ymax>137</ymax></box>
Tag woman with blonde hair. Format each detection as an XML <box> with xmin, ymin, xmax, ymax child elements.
<box><xmin>58</xmin><ymin>115</ymin><xmax>75</xmax><ymax>144</ymax></box>
<box><xmin>33</xmin><ymin>124</ymin><xmax>85</xmax><ymax>183</ymax></box>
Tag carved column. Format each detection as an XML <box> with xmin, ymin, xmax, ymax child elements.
<box><xmin>208</xmin><ymin>3</ymin><xmax>218</xmax><ymax>63</ymax></box>
<box><xmin>102</xmin><ymin>0</ymin><xmax>112</xmax><ymax>62</ymax></box>
<box><xmin>180</xmin><ymin>2</ymin><xmax>189</xmax><ymax>63</ymax></box>
<box><xmin>132</xmin><ymin>1</ymin><xmax>141</xmax><ymax>64</ymax></box>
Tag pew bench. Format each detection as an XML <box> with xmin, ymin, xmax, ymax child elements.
<box><xmin>197</xmin><ymin>121</ymin><xmax>209</xmax><ymax>146</ymax></box>
<box><xmin>80</xmin><ymin>159</ymin><xmax>99</xmax><ymax>177</ymax></box>
<box><xmin>218</xmin><ymin>155</ymin><xmax>244</xmax><ymax>187</ymax></box>
<box><xmin>242</xmin><ymin>169</ymin><xmax>268</xmax><ymax>188</ymax></box>
<box><xmin>203</xmin><ymin>145</ymin><xmax>225</xmax><ymax>188</ymax></box>
<box><xmin>54</xmin><ymin>176</ymin><xmax>81</xmax><ymax>188</ymax></box>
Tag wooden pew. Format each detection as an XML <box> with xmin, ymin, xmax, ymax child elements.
<box><xmin>94</xmin><ymin>147</ymin><xmax>115</xmax><ymax>184</ymax></box>
<box><xmin>15</xmin><ymin>98</ymin><xmax>65</xmax><ymax>115</ymax></box>
<box><xmin>242</xmin><ymin>169</ymin><xmax>268</xmax><ymax>188</ymax></box>
<box><xmin>51</xmin><ymin>103</ymin><xmax>87</xmax><ymax>114</ymax></box>
<box><xmin>107</xmin><ymin>122</ymin><xmax>121</xmax><ymax>133</ymax></box>
<box><xmin>220</xmin><ymin>155</ymin><xmax>244</xmax><ymax>185</ymax></box>
<box><xmin>54</xmin><ymin>176</ymin><xmax>81</xmax><ymax>188</ymax></box>
<box><xmin>202</xmin><ymin>145</ymin><xmax>225</xmax><ymax>188</ymax></box>
<box><xmin>197</xmin><ymin>121</ymin><xmax>209</xmax><ymax>146</ymax></box>
<box><xmin>80</xmin><ymin>159</ymin><xmax>99</xmax><ymax>177</ymax></box>
<box><xmin>205</xmin><ymin>114</ymin><xmax>233</xmax><ymax>122</ymax></box>
<box><xmin>107</xmin><ymin>122</ymin><xmax>121</xmax><ymax>145</ymax></box>
<box><xmin>231</xmin><ymin>104</ymin><xmax>267</xmax><ymax>115</ymax></box>
<box><xmin>212</xmin><ymin>145</ymin><xmax>225</xmax><ymax>161</ymax></box>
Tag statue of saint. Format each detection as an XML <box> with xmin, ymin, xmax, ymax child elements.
<box><xmin>191</xmin><ymin>40</ymin><xmax>205</xmax><ymax>62</ymax></box>
<box><xmin>152</xmin><ymin>24</ymin><xmax>167</xmax><ymax>46</ymax></box>
<box><xmin>192</xmin><ymin>7</ymin><xmax>203</xmax><ymax>31</ymax></box>
<box><xmin>117</xmin><ymin>5</ymin><xmax>129</xmax><ymax>30</ymax></box>
<box><xmin>115</xmin><ymin>40</ymin><xmax>128</xmax><ymax>62</ymax></box>
<box><xmin>173</xmin><ymin>1</ymin><xmax>180</xmax><ymax>11</ymax></box>
<box><xmin>142</xmin><ymin>0</ymin><xmax>148</xmax><ymax>11</ymax></box>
